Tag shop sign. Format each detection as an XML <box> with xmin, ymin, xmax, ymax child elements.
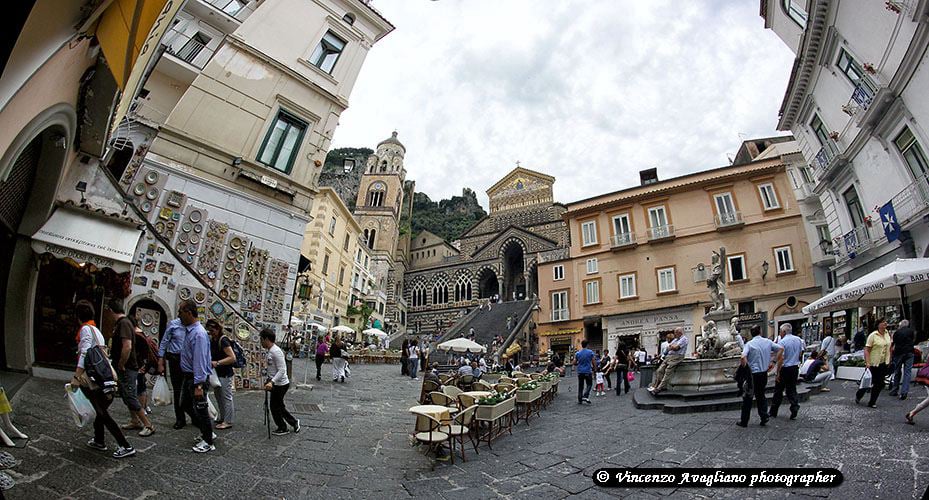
<box><xmin>737</xmin><ymin>312</ymin><xmax>767</xmax><ymax>325</ymax></box>
<box><xmin>606</xmin><ymin>306</ymin><xmax>694</xmax><ymax>339</ymax></box>
<box><xmin>39</xmin><ymin>242</ymin><xmax>122</xmax><ymax>271</ymax></box>
<box><xmin>260</xmin><ymin>175</ymin><xmax>278</xmax><ymax>189</ymax></box>
<box><xmin>539</xmin><ymin>328</ymin><xmax>581</xmax><ymax>337</ymax></box>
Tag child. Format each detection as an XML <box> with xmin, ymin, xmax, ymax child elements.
<box><xmin>595</xmin><ymin>370</ymin><xmax>605</xmax><ymax>396</ymax></box>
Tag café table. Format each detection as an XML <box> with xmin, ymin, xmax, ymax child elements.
<box><xmin>409</xmin><ymin>404</ymin><xmax>451</xmax><ymax>432</ymax></box>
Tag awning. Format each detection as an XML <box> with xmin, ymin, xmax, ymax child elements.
<box><xmin>31</xmin><ymin>208</ymin><xmax>142</xmax><ymax>273</ymax></box>
<box><xmin>802</xmin><ymin>258</ymin><xmax>929</xmax><ymax>315</ymax></box>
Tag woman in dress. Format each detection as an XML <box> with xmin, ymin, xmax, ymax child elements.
<box><xmin>331</xmin><ymin>337</ymin><xmax>347</xmax><ymax>383</ymax></box>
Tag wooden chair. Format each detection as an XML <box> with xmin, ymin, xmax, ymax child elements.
<box><xmin>440</xmin><ymin>405</ymin><xmax>479</xmax><ymax>462</ymax></box>
<box><xmin>472</xmin><ymin>380</ymin><xmax>493</xmax><ymax>391</ymax></box>
<box><xmin>458</xmin><ymin>393</ymin><xmax>478</xmax><ymax>409</ymax></box>
<box><xmin>420</xmin><ymin>380</ymin><xmax>440</xmax><ymax>404</ymax></box>
<box><xmin>456</xmin><ymin>375</ymin><xmax>475</xmax><ymax>391</ymax></box>
<box><xmin>439</xmin><ymin>374</ymin><xmax>453</xmax><ymax>385</ymax></box>
<box><xmin>430</xmin><ymin>392</ymin><xmax>459</xmax><ymax>411</ymax></box>
<box><xmin>443</xmin><ymin>385</ymin><xmax>463</xmax><ymax>400</ymax></box>
<box><xmin>494</xmin><ymin>383</ymin><xmax>515</xmax><ymax>393</ymax></box>
<box><xmin>411</xmin><ymin>410</ymin><xmax>452</xmax><ymax>464</ymax></box>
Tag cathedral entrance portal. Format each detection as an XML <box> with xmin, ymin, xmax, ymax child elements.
<box><xmin>502</xmin><ymin>241</ymin><xmax>525</xmax><ymax>301</ymax></box>
<box><xmin>477</xmin><ymin>268</ymin><xmax>499</xmax><ymax>299</ymax></box>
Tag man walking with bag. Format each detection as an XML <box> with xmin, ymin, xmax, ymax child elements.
<box><xmin>157</xmin><ymin>316</ymin><xmax>188</xmax><ymax>429</ymax></box>
<box><xmin>177</xmin><ymin>300</ymin><xmax>215</xmax><ymax>453</ymax></box>
<box><xmin>889</xmin><ymin>319</ymin><xmax>915</xmax><ymax>400</ymax></box>
<box><xmin>769</xmin><ymin>324</ymin><xmax>804</xmax><ymax>420</ymax></box>
<box><xmin>105</xmin><ymin>300</ymin><xmax>154</xmax><ymax>436</ymax></box>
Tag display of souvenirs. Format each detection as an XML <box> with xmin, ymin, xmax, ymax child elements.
<box><xmin>197</xmin><ymin>220</ymin><xmax>228</xmax><ymax>288</ymax></box>
<box><xmin>143</xmin><ymin>259</ymin><xmax>156</xmax><ymax>273</ymax></box>
<box><xmin>176</xmin><ymin>285</ymin><xmax>211</xmax><ymax>318</ymax></box>
<box><xmin>174</xmin><ymin>206</ymin><xmax>208</xmax><ymax>267</ymax></box>
<box><xmin>218</xmin><ymin>234</ymin><xmax>248</xmax><ymax>303</ymax></box>
<box><xmin>117</xmin><ymin>143</ymin><xmax>150</xmax><ymax>188</ymax></box>
<box><xmin>241</xmin><ymin>247</ymin><xmax>269</xmax><ymax>313</ymax></box>
<box><xmin>135</xmin><ymin>307</ymin><xmax>161</xmax><ymax>337</ymax></box>
<box><xmin>262</xmin><ymin>259</ymin><xmax>289</xmax><ymax>323</ymax></box>
<box><xmin>158</xmin><ymin>262</ymin><xmax>174</xmax><ymax>274</ymax></box>
<box><xmin>128</xmin><ymin>168</ymin><xmax>167</xmax><ymax>222</ymax></box>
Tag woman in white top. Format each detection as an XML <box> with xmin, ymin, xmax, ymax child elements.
<box><xmin>69</xmin><ymin>300</ymin><xmax>135</xmax><ymax>458</ymax></box>
<box><xmin>408</xmin><ymin>340</ymin><xmax>420</xmax><ymax>380</ymax></box>
<box><xmin>261</xmin><ymin>329</ymin><xmax>300</xmax><ymax>436</ymax></box>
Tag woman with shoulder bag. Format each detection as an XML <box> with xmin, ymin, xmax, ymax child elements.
<box><xmin>207</xmin><ymin>320</ymin><xmax>236</xmax><ymax>430</ymax></box>
<box><xmin>70</xmin><ymin>300</ymin><xmax>135</xmax><ymax>459</ymax></box>
<box><xmin>614</xmin><ymin>345</ymin><xmax>631</xmax><ymax>395</ymax></box>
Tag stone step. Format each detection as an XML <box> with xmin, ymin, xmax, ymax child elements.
<box><xmin>633</xmin><ymin>382</ymin><xmax>822</xmax><ymax>414</ymax></box>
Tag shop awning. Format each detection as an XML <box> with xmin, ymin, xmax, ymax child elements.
<box><xmin>802</xmin><ymin>258</ymin><xmax>929</xmax><ymax>315</ymax></box>
<box><xmin>31</xmin><ymin>208</ymin><xmax>142</xmax><ymax>273</ymax></box>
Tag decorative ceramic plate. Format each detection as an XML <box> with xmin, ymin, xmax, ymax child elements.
<box><xmin>178</xmin><ymin>233</ymin><xmax>189</xmax><ymax>243</ymax></box>
<box><xmin>150</xmin><ymin>326</ymin><xmax>158</xmax><ymax>335</ymax></box>
<box><xmin>188</xmin><ymin>246</ymin><xmax>197</xmax><ymax>255</ymax></box>
<box><xmin>210</xmin><ymin>301</ymin><xmax>225</xmax><ymax>315</ymax></box>
<box><xmin>133</xmin><ymin>183</ymin><xmax>146</xmax><ymax>196</ymax></box>
<box><xmin>219</xmin><ymin>289</ymin><xmax>229</xmax><ymax>299</ymax></box>
<box><xmin>144</xmin><ymin>171</ymin><xmax>159</xmax><ymax>185</ymax></box>
<box><xmin>186</xmin><ymin>255</ymin><xmax>194</xmax><ymax>264</ymax></box>
<box><xmin>189</xmin><ymin>210</ymin><xmax>202</xmax><ymax>223</ymax></box>
<box><xmin>155</xmin><ymin>221</ymin><xmax>166</xmax><ymax>233</ymax></box>
<box><xmin>140</xmin><ymin>312</ymin><xmax>154</xmax><ymax>326</ymax></box>
<box><xmin>172</xmin><ymin>213</ymin><xmax>181</xmax><ymax>221</ymax></box>
<box><xmin>189</xmin><ymin>235</ymin><xmax>200</xmax><ymax>245</ymax></box>
<box><xmin>181</xmin><ymin>222</ymin><xmax>192</xmax><ymax>233</ymax></box>
<box><xmin>176</xmin><ymin>242</ymin><xmax>187</xmax><ymax>253</ymax></box>
<box><xmin>207</xmin><ymin>271</ymin><xmax>215</xmax><ymax>279</ymax></box>
<box><xmin>237</xmin><ymin>324</ymin><xmax>250</xmax><ymax>341</ymax></box>
<box><xmin>167</xmin><ymin>222</ymin><xmax>176</xmax><ymax>230</ymax></box>
<box><xmin>146</xmin><ymin>188</ymin><xmax>159</xmax><ymax>200</ymax></box>
<box><xmin>230</xmin><ymin>291</ymin><xmax>239</xmax><ymax>302</ymax></box>
<box><xmin>194</xmin><ymin>291</ymin><xmax>206</xmax><ymax>303</ymax></box>
<box><xmin>141</xmin><ymin>201</ymin><xmax>153</xmax><ymax>213</ymax></box>
<box><xmin>230</xmin><ymin>237</ymin><xmax>242</xmax><ymax>250</ymax></box>
<box><xmin>178</xmin><ymin>287</ymin><xmax>192</xmax><ymax>300</ymax></box>
<box><xmin>225</xmin><ymin>262</ymin><xmax>234</xmax><ymax>271</ymax></box>
<box><xmin>193</xmin><ymin>224</ymin><xmax>203</xmax><ymax>233</ymax></box>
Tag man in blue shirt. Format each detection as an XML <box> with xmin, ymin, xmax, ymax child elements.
<box><xmin>648</xmin><ymin>327</ymin><xmax>689</xmax><ymax>395</ymax></box>
<box><xmin>575</xmin><ymin>340</ymin><xmax>595</xmax><ymax>404</ymax></box>
<box><xmin>769</xmin><ymin>324</ymin><xmax>805</xmax><ymax>419</ymax></box>
<box><xmin>157</xmin><ymin>317</ymin><xmax>187</xmax><ymax>429</ymax></box>
<box><xmin>177</xmin><ymin>300</ymin><xmax>215</xmax><ymax>453</ymax></box>
<box><xmin>738</xmin><ymin>325</ymin><xmax>784</xmax><ymax>427</ymax></box>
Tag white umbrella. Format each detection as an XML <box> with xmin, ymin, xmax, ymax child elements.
<box><xmin>290</xmin><ymin>317</ymin><xmax>304</xmax><ymax>327</ymax></box>
<box><xmin>307</xmin><ymin>322</ymin><xmax>328</xmax><ymax>332</ymax></box>
<box><xmin>437</xmin><ymin>338</ymin><xmax>486</xmax><ymax>353</ymax></box>
<box><xmin>803</xmin><ymin>258</ymin><xmax>929</xmax><ymax>315</ymax></box>
<box><xmin>331</xmin><ymin>325</ymin><xmax>355</xmax><ymax>334</ymax></box>
<box><xmin>363</xmin><ymin>328</ymin><xmax>389</xmax><ymax>339</ymax></box>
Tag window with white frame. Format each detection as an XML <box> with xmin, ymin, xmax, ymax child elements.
<box><xmin>758</xmin><ymin>183</ymin><xmax>780</xmax><ymax>210</ymax></box>
<box><xmin>657</xmin><ymin>267</ymin><xmax>676</xmax><ymax>293</ymax></box>
<box><xmin>329</xmin><ymin>216</ymin><xmax>337</xmax><ymax>236</ymax></box>
<box><xmin>551</xmin><ymin>291</ymin><xmax>568</xmax><ymax>321</ymax></box>
<box><xmin>714</xmin><ymin>192</ymin><xmax>738</xmax><ymax>224</ymax></box>
<box><xmin>727</xmin><ymin>254</ymin><xmax>746</xmax><ymax>281</ymax></box>
<box><xmin>816</xmin><ymin>225</ymin><xmax>833</xmax><ymax>254</ymax></box>
<box><xmin>586</xmin><ymin>258</ymin><xmax>598</xmax><ymax>274</ymax></box>
<box><xmin>836</xmin><ymin>48</ymin><xmax>871</xmax><ymax>89</ymax></box>
<box><xmin>619</xmin><ymin>273</ymin><xmax>637</xmax><ymax>299</ymax></box>
<box><xmin>774</xmin><ymin>246</ymin><xmax>794</xmax><ymax>273</ymax></box>
<box><xmin>648</xmin><ymin>206</ymin><xmax>670</xmax><ymax>238</ymax></box>
<box><xmin>585</xmin><ymin>280</ymin><xmax>600</xmax><ymax>304</ymax></box>
<box><xmin>612</xmin><ymin>213</ymin><xmax>632</xmax><ymax>245</ymax></box>
<box><xmin>309</xmin><ymin>31</ymin><xmax>346</xmax><ymax>74</ymax></box>
<box><xmin>581</xmin><ymin>220</ymin><xmax>598</xmax><ymax>246</ymax></box>
<box><xmin>895</xmin><ymin>126</ymin><xmax>929</xmax><ymax>180</ymax></box>
<box><xmin>553</xmin><ymin>265</ymin><xmax>565</xmax><ymax>281</ymax></box>
<box><xmin>782</xmin><ymin>0</ymin><xmax>807</xmax><ymax>27</ymax></box>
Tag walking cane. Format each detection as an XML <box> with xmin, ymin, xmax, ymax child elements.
<box><xmin>264</xmin><ymin>388</ymin><xmax>271</xmax><ymax>440</ymax></box>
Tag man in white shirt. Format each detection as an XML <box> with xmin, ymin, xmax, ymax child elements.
<box><xmin>261</xmin><ymin>329</ymin><xmax>300</xmax><ymax>436</ymax></box>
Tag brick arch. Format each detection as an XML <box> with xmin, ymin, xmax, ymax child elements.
<box><xmin>497</xmin><ymin>236</ymin><xmax>528</xmax><ymax>260</ymax></box>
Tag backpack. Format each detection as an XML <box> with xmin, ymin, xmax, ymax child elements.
<box><xmin>228</xmin><ymin>336</ymin><xmax>247</xmax><ymax>369</ymax></box>
<box><xmin>135</xmin><ymin>331</ymin><xmax>159</xmax><ymax>372</ymax></box>
<box><xmin>82</xmin><ymin>326</ymin><xmax>118</xmax><ymax>395</ymax></box>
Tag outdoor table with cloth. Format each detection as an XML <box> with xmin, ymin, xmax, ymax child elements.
<box><xmin>409</xmin><ymin>405</ymin><xmax>451</xmax><ymax>432</ymax></box>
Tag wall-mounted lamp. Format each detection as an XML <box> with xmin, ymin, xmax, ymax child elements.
<box><xmin>232</xmin><ymin>157</ymin><xmax>242</xmax><ymax>167</ymax></box>
<box><xmin>75</xmin><ymin>181</ymin><xmax>87</xmax><ymax>204</ymax></box>
<box><xmin>761</xmin><ymin>260</ymin><xmax>770</xmax><ymax>281</ymax></box>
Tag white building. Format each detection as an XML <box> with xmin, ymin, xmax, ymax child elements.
<box><xmin>762</xmin><ymin>0</ymin><xmax>929</xmax><ymax>336</ymax></box>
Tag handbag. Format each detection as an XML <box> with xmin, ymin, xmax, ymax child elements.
<box><xmin>859</xmin><ymin>368</ymin><xmax>873</xmax><ymax>390</ymax></box>
<box><xmin>626</xmin><ymin>371</ymin><xmax>635</xmax><ymax>382</ymax></box>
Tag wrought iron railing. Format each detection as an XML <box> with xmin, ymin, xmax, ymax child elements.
<box><xmin>888</xmin><ymin>173</ymin><xmax>929</xmax><ymax>226</ymax></box>
<box><xmin>162</xmin><ymin>29</ymin><xmax>215</xmax><ymax>69</ymax></box>
<box><xmin>647</xmin><ymin>225</ymin><xmax>674</xmax><ymax>240</ymax></box>
<box><xmin>714</xmin><ymin>211</ymin><xmax>743</xmax><ymax>228</ymax></box>
<box><xmin>610</xmin><ymin>232</ymin><xmax>636</xmax><ymax>247</ymax></box>
<box><xmin>811</xmin><ymin>139</ymin><xmax>840</xmax><ymax>180</ymax></box>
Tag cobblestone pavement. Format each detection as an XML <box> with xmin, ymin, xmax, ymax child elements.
<box><xmin>4</xmin><ymin>362</ymin><xmax>928</xmax><ymax>499</ymax></box>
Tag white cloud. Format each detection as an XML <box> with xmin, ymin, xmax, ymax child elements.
<box><xmin>331</xmin><ymin>0</ymin><xmax>794</xmax><ymax>208</ymax></box>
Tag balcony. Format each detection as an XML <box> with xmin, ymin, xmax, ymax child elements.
<box><xmin>794</xmin><ymin>182</ymin><xmax>816</xmax><ymax>201</ymax></box>
<box><xmin>889</xmin><ymin>173</ymin><xmax>929</xmax><ymax>227</ymax></box>
<box><xmin>159</xmin><ymin>29</ymin><xmax>216</xmax><ymax>83</ymax></box>
<box><xmin>646</xmin><ymin>225</ymin><xmax>675</xmax><ymax>242</ymax></box>
<box><xmin>839</xmin><ymin>225</ymin><xmax>881</xmax><ymax>262</ymax></box>
<box><xmin>610</xmin><ymin>232</ymin><xmax>637</xmax><ymax>250</ymax></box>
<box><xmin>185</xmin><ymin>0</ymin><xmax>253</xmax><ymax>34</ymax></box>
<box><xmin>811</xmin><ymin>139</ymin><xmax>844</xmax><ymax>182</ymax></box>
<box><xmin>714</xmin><ymin>211</ymin><xmax>743</xmax><ymax>231</ymax></box>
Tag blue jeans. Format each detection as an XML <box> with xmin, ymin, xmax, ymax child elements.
<box><xmin>409</xmin><ymin>358</ymin><xmax>419</xmax><ymax>379</ymax></box>
<box><xmin>577</xmin><ymin>373</ymin><xmax>592</xmax><ymax>402</ymax></box>
<box><xmin>890</xmin><ymin>353</ymin><xmax>914</xmax><ymax>395</ymax></box>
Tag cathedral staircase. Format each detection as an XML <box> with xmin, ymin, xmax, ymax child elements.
<box><xmin>434</xmin><ymin>300</ymin><xmax>536</xmax><ymax>362</ymax></box>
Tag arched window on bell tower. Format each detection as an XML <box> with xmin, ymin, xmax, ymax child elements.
<box><xmin>364</xmin><ymin>228</ymin><xmax>376</xmax><ymax>249</ymax></box>
<box><xmin>367</xmin><ymin>182</ymin><xmax>386</xmax><ymax>207</ymax></box>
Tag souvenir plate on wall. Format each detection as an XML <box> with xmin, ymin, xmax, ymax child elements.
<box><xmin>129</xmin><ymin>168</ymin><xmax>167</xmax><ymax>222</ymax></box>
<box><xmin>218</xmin><ymin>234</ymin><xmax>248</xmax><ymax>302</ymax></box>
<box><xmin>241</xmin><ymin>247</ymin><xmax>269</xmax><ymax>314</ymax></box>
<box><xmin>174</xmin><ymin>206</ymin><xmax>208</xmax><ymax>258</ymax></box>
<box><xmin>165</xmin><ymin>190</ymin><xmax>187</xmax><ymax>210</ymax></box>
<box><xmin>196</xmin><ymin>220</ymin><xmax>228</xmax><ymax>289</ymax></box>
<box><xmin>262</xmin><ymin>259</ymin><xmax>289</xmax><ymax>323</ymax></box>
<box><xmin>175</xmin><ymin>285</ymin><xmax>210</xmax><ymax>318</ymax></box>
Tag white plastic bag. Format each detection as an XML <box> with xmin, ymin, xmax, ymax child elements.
<box><xmin>207</xmin><ymin>394</ymin><xmax>218</xmax><ymax>421</ymax></box>
<box><xmin>65</xmin><ymin>384</ymin><xmax>96</xmax><ymax>428</ymax></box>
<box><xmin>208</xmin><ymin>370</ymin><xmax>221</xmax><ymax>389</ymax></box>
<box><xmin>859</xmin><ymin>368</ymin><xmax>873</xmax><ymax>390</ymax></box>
<box><xmin>152</xmin><ymin>376</ymin><xmax>172</xmax><ymax>406</ymax></box>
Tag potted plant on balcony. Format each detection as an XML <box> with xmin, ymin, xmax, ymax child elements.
<box><xmin>862</xmin><ymin>63</ymin><xmax>877</xmax><ymax>75</ymax></box>
<box><xmin>828</xmin><ymin>131</ymin><xmax>840</xmax><ymax>141</ymax></box>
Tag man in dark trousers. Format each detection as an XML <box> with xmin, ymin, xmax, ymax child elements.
<box><xmin>177</xmin><ymin>300</ymin><xmax>215</xmax><ymax>453</ymax></box>
<box><xmin>738</xmin><ymin>325</ymin><xmax>784</xmax><ymax>428</ymax></box>
<box><xmin>575</xmin><ymin>340</ymin><xmax>595</xmax><ymax>404</ymax></box>
<box><xmin>157</xmin><ymin>316</ymin><xmax>188</xmax><ymax>429</ymax></box>
<box><xmin>769</xmin><ymin>324</ymin><xmax>805</xmax><ymax>420</ymax></box>
<box><xmin>890</xmin><ymin>319</ymin><xmax>916</xmax><ymax>400</ymax></box>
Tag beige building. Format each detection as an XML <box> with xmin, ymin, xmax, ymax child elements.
<box><xmin>537</xmin><ymin>144</ymin><xmax>821</xmax><ymax>359</ymax></box>
<box><xmin>297</xmin><ymin>187</ymin><xmax>363</xmax><ymax>328</ymax></box>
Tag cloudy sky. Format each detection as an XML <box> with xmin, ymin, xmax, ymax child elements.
<box><xmin>331</xmin><ymin>0</ymin><xmax>795</xmax><ymax>208</ymax></box>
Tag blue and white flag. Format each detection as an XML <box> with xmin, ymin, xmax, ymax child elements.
<box><xmin>879</xmin><ymin>201</ymin><xmax>901</xmax><ymax>243</ymax></box>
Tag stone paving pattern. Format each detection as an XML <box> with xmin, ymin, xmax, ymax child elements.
<box><xmin>4</xmin><ymin>362</ymin><xmax>929</xmax><ymax>499</ymax></box>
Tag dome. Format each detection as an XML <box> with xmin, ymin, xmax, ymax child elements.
<box><xmin>377</xmin><ymin>131</ymin><xmax>405</xmax><ymax>152</ymax></box>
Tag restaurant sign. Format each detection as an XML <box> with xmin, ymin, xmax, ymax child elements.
<box><xmin>538</xmin><ymin>328</ymin><xmax>582</xmax><ymax>337</ymax></box>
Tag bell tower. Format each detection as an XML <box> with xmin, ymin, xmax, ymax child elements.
<box><xmin>355</xmin><ymin>131</ymin><xmax>406</xmax><ymax>256</ymax></box>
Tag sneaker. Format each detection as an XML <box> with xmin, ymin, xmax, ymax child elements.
<box><xmin>145</xmin><ymin>406</ymin><xmax>153</xmax><ymax>415</ymax></box>
<box><xmin>173</xmin><ymin>422</ymin><xmax>186</xmax><ymax>430</ymax></box>
<box><xmin>820</xmin><ymin>388</ymin><xmax>831</xmax><ymax>392</ymax></box>
<box><xmin>193</xmin><ymin>433</ymin><xmax>217</xmax><ymax>444</ymax></box>
<box><xmin>112</xmin><ymin>446</ymin><xmax>136</xmax><ymax>459</ymax></box>
<box><xmin>86</xmin><ymin>439</ymin><xmax>107</xmax><ymax>451</ymax></box>
<box><xmin>583</xmin><ymin>398</ymin><xmax>591</xmax><ymax>405</ymax></box>
<box><xmin>760</xmin><ymin>419</ymin><xmax>769</xmax><ymax>427</ymax></box>
<box><xmin>272</xmin><ymin>428</ymin><xmax>290</xmax><ymax>436</ymax></box>
<box><xmin>192</xmin><ymin>440</ymin><xmax>215</xmax><ymax>453</ymax></box>
<box><xmin>410</xmin><ymin>378</ymin><xmax>418</xmax><ymax>381</ymax></box>
<box><xmin>139</xmin><ymin>427</ymin><xmax>155</xmax><ymax>437</ymax></box>
<box><xmin>292</xmin><ymin>420</ymin><xmax>301</xmax><ymax>434</ymax></box>
<box><xmin>868</xmin><ymin>403</ymin><xmax>878</xmax><ymax>408</ymax></box>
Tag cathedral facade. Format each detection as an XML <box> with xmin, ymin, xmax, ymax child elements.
<box><xmin>405</xmin><ymin>167</ymin><xmax>568</xmax><ymax>337</ymax></box>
